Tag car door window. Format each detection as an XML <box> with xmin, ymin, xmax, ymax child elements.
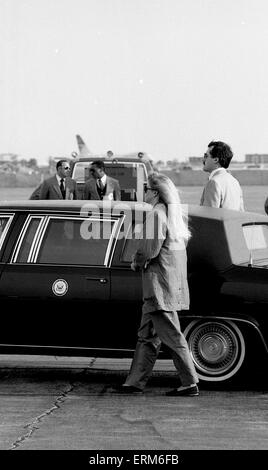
<box><xmin>242</xmin><ymin>223</ymin><xmax>268</xmax><ymax>263</ymax></box>
<box><xmin>121</xmin><ymin>221</ymin><xmax>144</xmax><ymax>262</ymax></box>
<box><xmin>12</xmin><ymin>216</ymin><xmax>45</xmax><ymax>263</ymax></box>
<box><xmin>36</xmin><ymin>217</ymin><xmax>117</xmax><ymax>266</ymax></box>
<box><xmin>243</xmin><ymin>223</ymin><xmax>268</xmax><ymax>250</ymax></box>
<box><xmin>0</xmin><ymin>214</ymin><xmax>14</xmax><ymax>251</ymax></box>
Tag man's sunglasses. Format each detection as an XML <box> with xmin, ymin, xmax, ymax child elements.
<box><xmin>62</xmin><ymin>166</ymin><xmax>70</xmax><ymax>170</ymax></box>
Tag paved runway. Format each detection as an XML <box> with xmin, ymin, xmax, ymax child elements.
<box><xmin>0</xmin><ymin>355</ymin><xmax>267</xmax><ymax>450</ymax></box>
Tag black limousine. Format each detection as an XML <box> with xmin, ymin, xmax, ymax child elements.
<box><xmin>0</xmin><ymin>200</ymin><xmax>267</xmax><ymax>384</ymax></box>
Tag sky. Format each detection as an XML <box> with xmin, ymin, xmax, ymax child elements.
<box><xmin>1</xmin><ymin>0</ymin><xmax>268</xmax><ymax>164</ymax></box>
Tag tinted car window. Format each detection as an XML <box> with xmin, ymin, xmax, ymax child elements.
<box><xmin>0</xmin><ymin>214</ymin><xmax>14</xmax><ymax>251</ymax></box>
<box><xmin>73</xmin><ymin>161</ymin><xmax>147</xmax><ymax>184</ymax></box>
<box><xmin>242</xmin><ymin>223</ymin><xmax>268</xmax><ymax>263</ymax></box>
<box><xmin>243</xmin><ymin>224</ymin><xmax>268</xmax><ymax>250</ymax></box>
<box><xmin>15</xmin><ymin>217</ymin><xmax>43</xmax><ymax>263</ymax></box>
<box><xmin>121</xmin><ymin>222</ymin><xmax>144</xmax><ymax>262</ymax></box>
<box><xmin>37</xmin><ymin>217</ymin><xmax>116</xmax><ymax>266</ymax></box>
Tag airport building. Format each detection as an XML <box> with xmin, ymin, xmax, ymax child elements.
<box><xmin>245</xmin><ymin>154</ymin><xmax>268</xmax><ymax>164</ymax></box>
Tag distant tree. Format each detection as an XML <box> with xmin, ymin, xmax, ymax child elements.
<box><xmin>167</xmin><ymin>159</ymin><xmax>179</xmax><ymax>169</ymax></box>
<box><xmin>18</xmin><ymin>159</ymin><xmax>28</xmax><ymax>166</ymax></box>
<box><xmin>28</xmin><ymin>158</ymin><xmax>38</xmax><ymax>168</ymax></box>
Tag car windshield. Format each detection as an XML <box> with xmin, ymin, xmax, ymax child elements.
<box><xmin>72</xmin><ymin>161</ymin><xmax>147</xmax><ymax>185</ymax></box>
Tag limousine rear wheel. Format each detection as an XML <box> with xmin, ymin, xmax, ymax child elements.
<box><xmin>184</xmin><ymin>320</ymin><xmax>246</xmax><ymax>382</ymax></box>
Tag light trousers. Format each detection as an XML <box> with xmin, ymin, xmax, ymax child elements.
<box><xmin>125</xmin><ymin>310</ymin><xmax>198</xmax><ymax>389</ymax></box>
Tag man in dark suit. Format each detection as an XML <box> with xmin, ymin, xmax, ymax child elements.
<box><xmin>83</xmin><ymin>160</ymin><xmax>121</xmax><ymax>200</ymax></box>
<box><xmin>38</xmin><ymin>160</ymin><xmax>78</xmax><ymax>200</ymax></box>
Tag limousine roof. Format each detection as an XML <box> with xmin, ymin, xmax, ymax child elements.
<box><xmin>0</xmin><ymin>200</ymin><xmax>153</xmax><ymax>214</ymax></box>
<box><xmin>187</xmin><ymin>205</ymin><xmax>268</xmax><ymax>271</ymax></box>
<box><xmin>0</xmin><ymin>201</ymin><xmax>267</xmax><ymax>223</ymax></box>
<box><xmin>1</xmin><ymin>201</ymin><xmax>267</xmax><ymax>270</ymax></box>
<box><xmin>187</xmin><ymin>204</ymin><xmax>267</xmax><ymax>223</ymax></box>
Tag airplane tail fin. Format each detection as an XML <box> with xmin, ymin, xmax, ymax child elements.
<box><xmin>76</xmin><ymin>134</ymin><xmax>93</xmax><ymax>156</ymax></box>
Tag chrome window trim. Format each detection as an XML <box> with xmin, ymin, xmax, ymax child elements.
<box><xmin>0</xmin><ymin>213</ymin><xmax>15</xmax><ymax>252</ymax></box>
<box><xmin>33</xmin><ymin>215</ymin><xmax>122</xmax><ymax>267</ymax></box>
<box><xmin>11</xmin><ymin>215</ymin><xmax>46</xmax><ymax>263</ymax></box>
<box><xmin>28</xmin><ymin>217</ymin><xmax>48</xmax><ymax>263</ymax></box>
<box><xmin>32</xmin><ymin>217</ymin><xmax>50</xmax><ymax>263</ymax></box>
<box><xmin>105</xmin><ymin>215</ymin><xmax>125</xmax><ymax>267</ymax></box>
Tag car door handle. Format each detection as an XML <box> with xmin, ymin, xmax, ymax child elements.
<box><xmin>86</xmin><ymin>277</ymin><xmax>108</xmax><ymax>284</ymax></box>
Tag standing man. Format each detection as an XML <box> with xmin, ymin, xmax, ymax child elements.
<box><xmin>39</xmin><ymin>160</ymin><xmax>78</xmax><ymax>200</ymax></box>
<box><xmin>83</xmin><ymin>160</ymin><xmax>121</xmax><ymax>200</ymax></box>
<box><xmin>200</xmin><ymin>141</ymin><xmax>244</xmax><ymax>210</ymax></box>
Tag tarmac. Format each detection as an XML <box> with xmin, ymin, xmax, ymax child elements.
<box><xmin>0</xmin><ymin>355</ymin><xmax>267</xmax><ymax>451</ymax></box>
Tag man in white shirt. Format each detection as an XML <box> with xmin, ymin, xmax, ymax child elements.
<box><xmin>200</xmin><ymin>141</ymin><xmax>244</xmax><ymax>211</ymax></box>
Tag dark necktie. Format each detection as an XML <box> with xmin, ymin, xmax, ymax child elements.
<box><xmin>60</xmin><ymin>178</ymin><xmax>65</xmax><ymax>199</ymax></box>
<box><xmin>97</xmin><ymin>178</ymin><xmax>105</xmax><ymax>199</ymax></box>
<box><xmin>98</xmin><ymin>178</ymin><xmax>104</xmax><ymax>192</ymax></box>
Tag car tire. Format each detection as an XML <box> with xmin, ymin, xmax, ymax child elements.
<box><xmin>183</xmin><ymin>320</ymin><xmax>246</xmax><ymax>382</ymax></box>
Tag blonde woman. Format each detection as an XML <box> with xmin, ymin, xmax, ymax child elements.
<box><xmin>116</xmin><ymin>173</ymin><xmax>199</xmax><ymax>396</ymax></box>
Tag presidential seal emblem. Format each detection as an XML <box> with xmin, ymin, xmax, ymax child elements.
<box><xmin>52</xmin><ymin>279</ymin><xmax>68</xmax><ymax>296</ymax></box>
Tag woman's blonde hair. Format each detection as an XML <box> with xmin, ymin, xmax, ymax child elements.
<box><xmin>148</xmin><ymin>172</ymin><xmax>191</xmax><ymax>242</ymax></box>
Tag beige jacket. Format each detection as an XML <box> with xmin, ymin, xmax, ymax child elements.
<box><xmin>200</xmin><ymin>168</ymin><xmax>244</xmax><ymax>210</ymax></box>
<box><xmin>133</xmin><ymin>203</ymin><xmax>190</xmax><ymax>314</ymax></box>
